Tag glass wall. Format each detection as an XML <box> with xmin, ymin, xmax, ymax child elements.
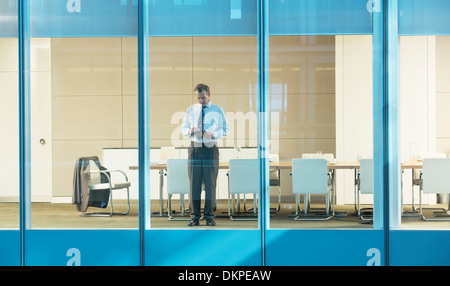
<box><xmin>147</xmin><ymin>1</ymin><xmax>259</xmax><ymax>230</ymax></box>
<box><xmin>144</xmin><ymin>0</ymin><xmax>264</xmax><ymax>266</ymax></box>
<box><xmin>398</xmin><ymin>2</ymin><xmax>450</xmax><ymax>229</ymax></box>
<box><xmin>27</xmin><ymin>1</ymin><xmax>139</xmax><ymax>229</ymax></box>
<box><xmin>268</xmin><ymin>1</ymin><xmax>377</xmax><ymax>229</ymax></box>
<box><xmin>0</xmin><ymin>0</ymin><xmax>19</xmax><ymax>229</ymax></box>
<box><xmin>264</xmin><ymin>0</ymin><xmax>386</xmax><ymax>266</ymax></box>
<box><xmin>148</xmin><ymin>36</ymin><xmax>258</xmax><ymax>229</ymax></box>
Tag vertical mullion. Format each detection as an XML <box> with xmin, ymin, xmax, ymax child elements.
<box><xmin>386</xmin><ymin>0</ymin><xmax>400</xmax><ymax>265</ymax></box>
<box><xmin>257</xmin><ymin>0</ymin><xmax>269</xmax><ymax>266</ymax></box>
<box><xmin>138</xmin><ymin>0</ymin><xmax>150</xmax><ymax>266</ymax></box>
<box><xmin>18</xmin><ymin>0</ymin><xmax>31</xmax><ymax>266</ymax></box>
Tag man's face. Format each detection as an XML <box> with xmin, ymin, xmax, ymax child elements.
<box><xmin>196</xmin><ymin>90</ymin><xmax>210</xmax><ymax>106</ymax></box>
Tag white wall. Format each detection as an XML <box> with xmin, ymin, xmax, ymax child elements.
<box><xmin>0</xmin><ymin>38</ymin><xmax>53</xmax><ymax>202</ymax></box>
<box><xmin>31</xmin><ymin>38</ymin><xmax>53</xmax><ymax>202</ymax></box>
<box><xmin>335</xmin><ymin>35</ymin><xmax>373</xmax><ymax>205</ymax></box>
<box><xmin>0</xmin><ymin>38</ymin><xmax>19</xmax><ymax>202</ymax></box>
<box><xmin>400</xmin><ymin>36</ymin><xmax>436</xmax><ymax>205</ymax></box>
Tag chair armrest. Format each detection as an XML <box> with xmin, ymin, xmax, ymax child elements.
<box><xmin>90</xmin><ymin>169</ymin><xmax>129</xmax><ymax>182</ymax></box>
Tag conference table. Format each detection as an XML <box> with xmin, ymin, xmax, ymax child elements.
<box><xmin>129</xmin><ymin>160</ymin><xmax>424</xmax><ymax>217</ymax></box>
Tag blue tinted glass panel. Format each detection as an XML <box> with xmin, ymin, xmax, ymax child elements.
<box><xmin>399</xmin><ymin>0</ymin><xmax>450</xmax><ymax>35</ymax></box>
<box><xmin>148</xmin><ymin>0</ymin><xmax>257</xmax><ymax>36</ymax></box>
<box><xmin>31</xmin><ymin>0</ymin><xmax>138</xmax><ymax>37</ymax></box>
<box><xmin>0</xmin><ymin>0</ymin><xmax>18</xmax><ymax>37</ymax></box>
<box><xmin>269</xmin><ymin>0</ymin><xmax>373</xmax><ymax>35</ymax></box>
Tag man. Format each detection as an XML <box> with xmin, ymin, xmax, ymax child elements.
<box><xmin>182</xmin><ymin>84</ymin><xmax>230</xmax><ymax>226</ymax></box>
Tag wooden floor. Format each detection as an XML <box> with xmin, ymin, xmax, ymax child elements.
<box><xmin>1</xmin><ymin>199</ymin><xmax>449</xmax><ymax>229</ymax></box>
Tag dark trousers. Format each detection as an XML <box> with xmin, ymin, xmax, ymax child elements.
<box><xmin>188</xmin><ymin>142</ymin><xmax>219</xmax><ymax>220</ymax></box>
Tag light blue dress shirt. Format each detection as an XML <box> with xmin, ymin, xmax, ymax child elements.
<box><xmin>182</xmin><ymin>101</ymin><xmax>230</xmax><ymax>145</ymax></box>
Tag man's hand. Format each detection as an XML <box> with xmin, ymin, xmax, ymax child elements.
<box><xmin>203</xmin><ymin>131</ymin><xmax>214</xmax><ymax>140</ymax></box>
<box><xmin>190</xmin><ymin>127</ymin><xmax>203</xmax><ymax>140</ymax></box>
<box><xmin>189</xmin><ymin>126</ymin><xmax>200</xmax><ymax>135</ymax></box>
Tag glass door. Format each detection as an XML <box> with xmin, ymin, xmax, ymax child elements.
<box><xmin>144</xmin><ymin>0</ymin><xmax>263</xmax><ymax>266</ymax></box>
<box><xmin>265</xmin><ymin>0</ymin><xmax>386</xmax><ymax>265</ymax></box>
<box><xmin>0</xmin><ymin>0</ymin><xmax>20</xmax><ymax>266</ymax></box>
<box><xmin>24</xmin><ymin>0</ymin><xmax>140</xmax><ymax>265</ymax></box>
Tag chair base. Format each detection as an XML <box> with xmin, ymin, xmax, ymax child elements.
<box><xmin>167</xmin><ymin>194</ymin><xmax>191</xmax><ymax>221</ymax></box>
<box><xmin>168</xmin><ymin>209</ymin><xmax>191</xmax><ymax>221</ymax></box>
<box><xmin>230</xmin><ymin>215</ymin><xmax>258</xmax><ymax>221</ymax></box>
<box><xmin>227</xmin><ymin>193</ymin><xmax>258</xmax><ymax>221</ymax></box>
<box><xmin>293</xmin><ymin>214</ymin><xmax>333</xmax><ymax>221</ymax></box>
<box><xmin>81</xmin><ymin>212</ymin><xmax>112</xmax><ymax>217</ymax></box>
<box><xmin>81</xmin><ymin>211</ymin><xmax>129</xmax><ymax>217</ymax></box>
<box><xmin>292</xmin><ymin>193</ymin><xmax>334</xmax><ymax>221</ymax></box>
<box><xmin>401</xmin><ymin>209</ymin><xmax>420</xmax><ymax>217</ymax></box>
<box><xmin>421</xmin><ymin>209</ymin><xmax>450</xmax><ymax>221</ymax></box>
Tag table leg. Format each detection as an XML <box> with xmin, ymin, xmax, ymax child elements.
<box><xmin>151</xmin><ymin>169</ymin><xmax>168</xmax><ymax>217</ymax></box>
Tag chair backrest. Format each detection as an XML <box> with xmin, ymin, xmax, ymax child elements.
<box><xmin>228</xmin><ymin>159</ymin><xmax>259</xmax><ymax>194</ymax></box>
<box><xmin>166</xmin><ymin>159</ymin><xmax>190</xmax><ymax>195</ymax></box>
<box><xmin>359</xmin><ymin>159</ymin><xmax>374</xmax><ymax>194</ymax></box>
<box><xmin>422</xmin><ymin>158</ymin><xmax>450</xmax><ymax>194</ymax></box>
<box><xmin>89</xmin><ymin>159</ymin><xmax>102</xmax><ymax>185</ymax></box>
<box><xmin>269</xmin><ymin>154</ymin><xmax>279</xmax><ymax>179</ymax></box>
<box><xmin>418</xmin><ymin>152</ymin><xmax>446</xmax><ymax>160</ymax></box>
<box><xmin>269</xmin><ymin>154</ymin><xmax>279</xmax><ymax>162</ymax></box>
<box><xmin>323</xmin><ymin>153</ymin><xmax>334</xmax><ymax>162</ymax></box>
<box><xmin>292</xmin><ymin>158</ymin><xmax>327</xmax><ymax>194</ymax></box>
<box><xmin>159</xmin><ymin>147</ymin><xmax>177</xmax><ymax>164</ymax></box>
<box><xmin>301</xmin><ymin>153</ymin><xmax>324</xmax><ymax>159</ymax></box>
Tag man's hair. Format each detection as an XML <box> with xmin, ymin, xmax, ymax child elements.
<box><xmin>194</xmin><ymin>83</ymin><xmax>210</xmax><ymax>94</ymax></box>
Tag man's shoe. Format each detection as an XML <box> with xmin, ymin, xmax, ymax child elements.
<box><xmin>188</xmin><ymin>219</ymin><xmax>199</xmax><ymax>226</ymax></box>
<box><xmin>206</xmin><ymin>219</ymin><xmax>216</xmax><ymax>226</ymax></box>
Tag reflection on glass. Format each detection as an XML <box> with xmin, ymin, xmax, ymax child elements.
<box><xmin>269</xmin><ymin>35</ymin><xmax>374</xmax><ymax>229</ymax></box>
<box><xmin>149</xmin><ymin>36</ymin><xmax>258</xmax><ymax>229</ymax></box>
<box><xmin>28</xmin><ymin>36</ymin><xmax>139</xmax><ymax>228</ymax></box>
<box><xmin>0</xmin><ymin>0</ymin><xmax>19</xmax><ymax>229</ymax></box>
<box><xmin>399</xmin><ymin>35</ymin><xmax>450</xmax><ymax>229</ymax></box>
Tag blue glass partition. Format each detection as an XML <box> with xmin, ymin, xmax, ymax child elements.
<box><xmin>144</xmin><ymin>0</ymin><xmax>263</xmax><ymax>266</ymax></box>
<box><xmin>389</xmin><ymin>0</ymin><xmax>450</xmax><ymax>266</ymax></box>
<box><xmin>265</xmin><ymin>0</ymin><xmax>386</xmax><ymax>265</ymax></box>
<box><xmin>269</xmin><ymin>0</ymin><xmax>373</xmax><ymax>35</ymax></box>
<box><xmin>399</xmin><ymin>0</ymin><xmax>450</xmax><ymax>36</ymax></box>
<box><xmin>22</xmin><ymin>0</ymin><xmax>140</xmax><ymax>266</ymax></box>
<box><xmin>0</xmin><ymin>0</ymin><xmax>21</xmax><ymax>266</ymax></box>
<box><xmin>0</xmin><ymin>0</ymin><xmax>18</xmax><ymax>37</ymax></box>
<box><xmin>31</xmin><ymin>0</ymin><xmax>137</xmax><ymax>37</ymax></box>
<box><xmin>148</xmin><ymin>0</ymin><xmax>257</xmax><ymax>36</ymax></box>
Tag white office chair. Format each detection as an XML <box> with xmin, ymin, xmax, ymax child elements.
<box><xmin>301</xmin><ymin>153</ymin><xmax>324</xmax><ymax>159</ymax></box>
<box><xmin>355</xmin><ymin>159</ymin><xmax>373</xmax><ymax>221</ymax></box>
<box><xmin>291</xmin><ymin>158</ymin><xmax>333</xmax><ymax>221</ymax></box>
<box><xmin>418</xmin><ymin>158</ymin><xmax>450</xmax><ymax>221</ymax></box>
<box><xmin>227</xmin><ymin>159</ymin><xmax>259</xmax><ymax>221</ymax></box>
<box><xmin>165</xmin><ymin>159</ymin><xmax>190</xmax><ymax>221</ymax></box>
<box><xmin>417</xmin><ymin>152</ymin><xmax>447</xmax><ymax>160</ymax></box>
<box><xmin>159</xmin><ymin>146</ymin><xmax>177</xmax><ymax>164</ymax></box>
<box><xmin>80</xmin><ymin>157</ymin><xmax>131</xmax><ymax>217</ymax></box>
<box><xmin>269</xmin><ymin>154</ymin><xmax>281</xmax><ymax>213</ymax></box>
<box><xmin>409</xmin><ymin>153</ymin><xmax>446</xmax><ymax>216</ymax></box>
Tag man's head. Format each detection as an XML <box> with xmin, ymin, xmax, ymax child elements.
<box><xmin>194</xmin><ymin>83</ymin><xmax>210</xmax><ymax>106</ymax></box>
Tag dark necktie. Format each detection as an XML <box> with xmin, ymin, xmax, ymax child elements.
<box><xmin>197</xmin><ymin>106</ymin><xmax>205</xmax><ymax>141</ymax></box>
<box><xmin>198</xmin><ymin>105</ymin><xmax>205</xmax><ymax>134</ymax></box>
